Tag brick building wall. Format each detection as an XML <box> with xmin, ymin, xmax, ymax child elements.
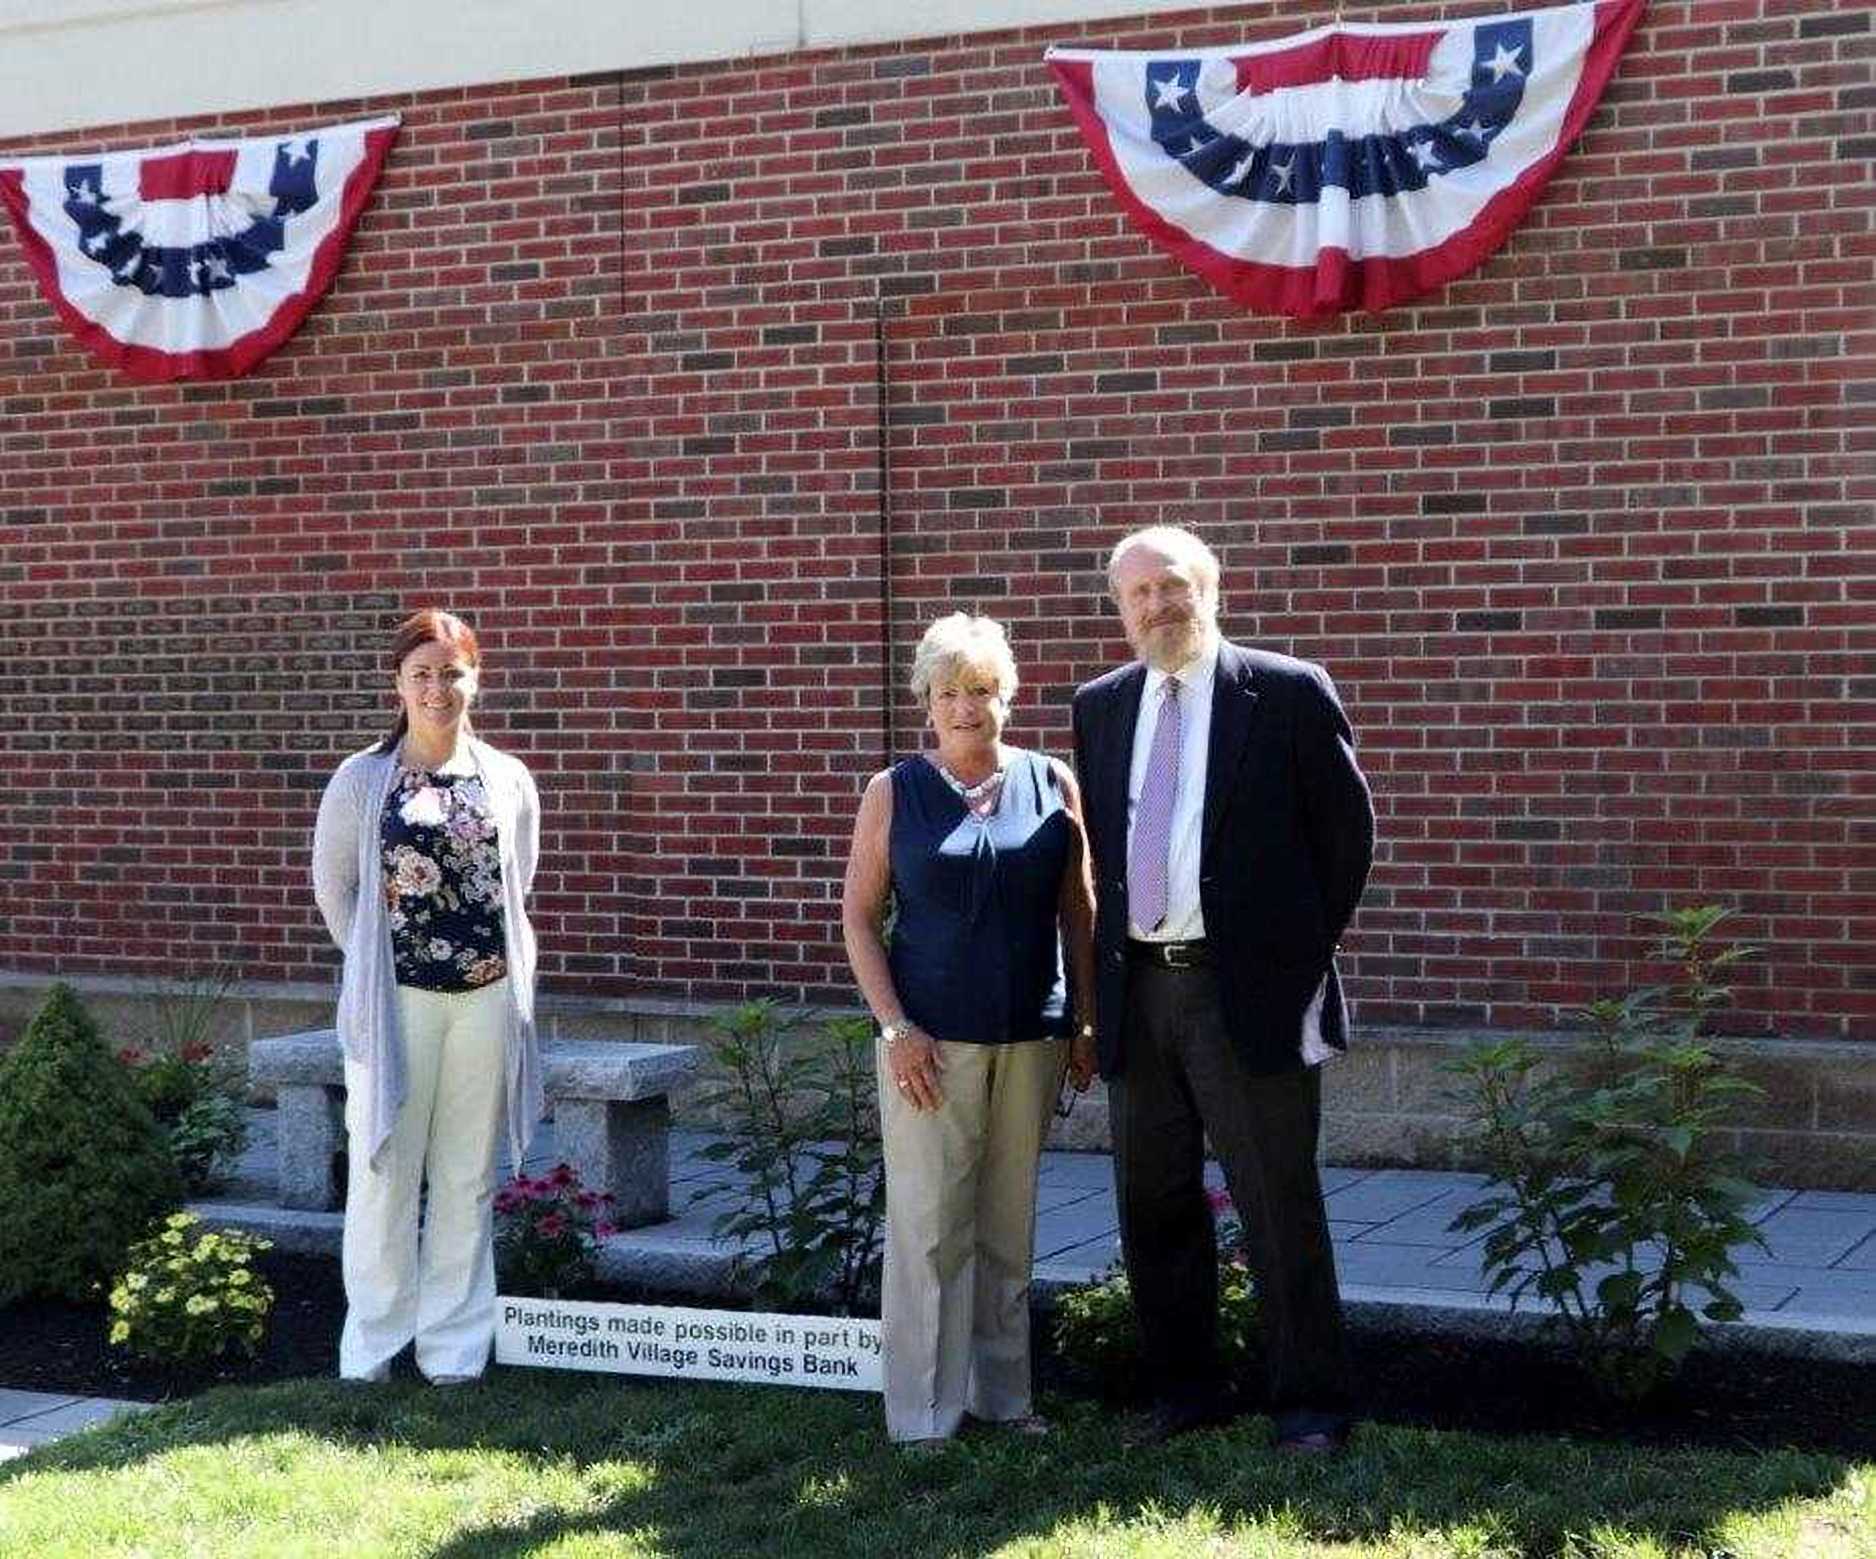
<box><xmin>1</xmin><ymin>2</ymin><xmax>1871</xmax><ymax>1170</ymax></box>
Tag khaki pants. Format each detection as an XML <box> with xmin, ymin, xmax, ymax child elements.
<box><xmin>878</xmin><ymin>1036</ymin><xmax>1066</xmax><ymax>1442</ymax></box>
<box><xmin>340</xmin><ymin>980</ymin><xmax>507</xmax><ymax>1382</ymax></box>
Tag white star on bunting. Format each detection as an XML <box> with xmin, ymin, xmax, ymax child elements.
<box><xmin>1486</xmin><ymin>41</ymin><xmax>1526</xmax><ymax>82</ymax></box>
<box><xmin>1151</xmin><ymin>75</ymin><xmax>1190</xmax><ymax>111</ymax></box>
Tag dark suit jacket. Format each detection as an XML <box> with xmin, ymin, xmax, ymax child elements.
<box><xmin>1072</xmin><ymin>640</ymin><xmax>1375</xmax><ymax>1078</ymax></box>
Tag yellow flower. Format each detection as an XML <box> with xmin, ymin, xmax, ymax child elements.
<box><xmin>109</xmin><ymin>1322</ymin><xmax>130</xmax><ymax>1344</ymax></box>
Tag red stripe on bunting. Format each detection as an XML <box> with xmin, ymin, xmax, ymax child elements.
<box><xmin>1232</xmin><ymin>30</ymin><xmax>1442</xmax><ymax>95</ymax></box>
<box><xmin>1047</xmin><ymin>0</ymin><xmax>1646</xmax><ymax>319</ymax></box>
<box><xmin>0</xmin><ymin>119</ymin><xmax>397</xmax><ymax>381</ymax></box>
<box><xmin>139</xmin><ymin>149</ymin><xmax>237</xmax><ymax>200</ymax></box>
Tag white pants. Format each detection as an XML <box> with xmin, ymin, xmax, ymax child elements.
<box><xmin>340</xmin><ymin>980</ymin><xmax>507</xmax><ymax>1381</ymax></box>
<box><xmin>878</xmin><ymin>1037</ymin><xmax>1065</xmax><ymax>1442</ymax></box>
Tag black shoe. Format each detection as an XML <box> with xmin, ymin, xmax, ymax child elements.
<box><xmin>1125</xmin><ymin>1394</ymin><xmax>1234</xmax><ymax>1448</ymax></box>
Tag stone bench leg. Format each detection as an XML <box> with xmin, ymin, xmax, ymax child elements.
<box><xmin>277</xmin><ymin>1083</ymin><xmax>346</xmax><ymax>1211</ymax></box>
<box><xmin>553</xmin><ymin>1095</ymin><xmax>670</xmax><ymax>1229</ymax></box>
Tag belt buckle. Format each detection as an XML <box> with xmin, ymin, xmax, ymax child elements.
<box><xmin>1163</xmin><ymin>941</ymin><xmax>1198</xmax><ymax>969</ymax></box>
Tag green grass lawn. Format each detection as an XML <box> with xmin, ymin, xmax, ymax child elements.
<box><xmin>2</xmin><ymin>1371</ymin><xmax>1871</xmax><ymax>1558</ymax></box>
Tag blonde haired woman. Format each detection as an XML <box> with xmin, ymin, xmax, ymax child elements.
<box><xmin>842</xmin><ymin>612</ymin><xmax>1096</xmax><ymax>1444</ymax></box>
<box><xmin>313</xmin><ymin>609</ymin><xmax>542</xmax><ymax>1385</ymax></box>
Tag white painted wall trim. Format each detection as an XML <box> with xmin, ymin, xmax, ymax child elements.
<box><xmin>0</xmin><ymin>0</ymin><xmax>1218</xmax><ymax>141</ymax></box>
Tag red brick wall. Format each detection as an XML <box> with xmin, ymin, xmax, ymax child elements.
<box><xmin>2</xmin><ymin>1</ymin><xmax>1870</xmax><ymax>1042</ymax></box>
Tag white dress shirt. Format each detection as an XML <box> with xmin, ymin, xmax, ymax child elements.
<box><xmin>1122</xmin><ymin>634</ymin><xmax>1334</xmax><ymax>1065</ymax></box>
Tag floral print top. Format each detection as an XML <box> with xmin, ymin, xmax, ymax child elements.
<box><xmin>380</xmin><ymin>765</ymin><xmax>508</xmax><ymax>992</ymax></box>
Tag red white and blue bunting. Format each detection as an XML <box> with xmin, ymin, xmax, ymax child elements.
<box><xmin>0</xmin><ymin>115</ymin><xmax>398</xmax><ymax>381</ymax></box>
<box><xmin>1047</xmin><ymin>0</ymin><xmax>1644</xmax><ymax>319</ymax></box>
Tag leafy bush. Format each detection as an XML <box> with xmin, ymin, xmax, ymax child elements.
<box><xmin>167</xmin><ymin>1094</ymin><xmax>251</xmax><ymax>1194</ymax></box>
<box><xmin>1052</xmin><ymin>1187</ymin><xmax>1260</xmax><ymax>1398</ymax></box>
<box><xmin>494</xmin><ymin>1163</ymin><xmax>618</xmax><ymax>1297</ymax></box>
<box><xmin>108</xmin><ymin>1212</ymin><xmax>273</xmax><ymax>1366</ymax></box>
<box><xmin>1445</xmin><ymin>905</ymin><xmax>1765</xmax><ymax>1400</ymax></box>
<box><xmin>0</xmin><ymin>984</ymin><xmax>184</xmax><ymax>1304</ymax></box>
<box><xmin>692</xmin><ymin>1001</ymin><xmax>885</xmax><ymax>1314</ymax></box>
<box><xmin>117</xmin><ymin>968</ymin><xmax>249</xmax><ymax>1195</ymax></box>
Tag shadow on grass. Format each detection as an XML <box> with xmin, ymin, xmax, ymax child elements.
<box><xmin>6</xmin><ymin>1369</ymin><xmax>1863</xmax><ymax>1558</ymax></box>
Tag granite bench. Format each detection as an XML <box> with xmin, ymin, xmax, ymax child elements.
<box><xmin>249</xmin><ymin>1030</ymin><xmax>700</xmax><ymax>1228</ymax></box>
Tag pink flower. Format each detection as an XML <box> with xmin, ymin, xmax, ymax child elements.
<box><xmin>594</xmin><ymin>1222</ymin><xmax>618</xmax><ymax>1239</ymax></box>
<box><xmin>538</xmin><ymin>1213</ymin><xmax>567</xmax><ymax>1239</ymax></box>
<box><xmin>548</xmin><ymin>1163</ymin><xmax>575</xmax><ymax>1188</ymax></box>
<box><xmin>1207</xmin><ymin>1187</ymin><xmax>1235</xmax><ymax>1214</ymax></box>
<box><xmin>181</xmin><ymin>1041</ymin><xmax>214</xmax><ymax>1064</ymax></box>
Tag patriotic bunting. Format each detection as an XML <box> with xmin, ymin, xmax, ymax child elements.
<box><xmin>1047</xmin><ymin>0</ymin><xmax>1644</xmax><ymax>319</ymax></box>
<box><xmin>0</xmin><ymin>115</ymin><xmax>398</xmax><ymax>381</ymax></box>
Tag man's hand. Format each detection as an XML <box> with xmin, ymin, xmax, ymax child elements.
<box><xmin>1068</xmin><ymin>1030</ymin><xmax>1098</xmax><ymax>1091</ymax></box>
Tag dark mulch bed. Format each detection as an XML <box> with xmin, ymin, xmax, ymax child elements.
<box><xmin>1</xmin><ymin>1251</ymin><xmax>344</xmax><ymax>1403</ymax></box>
<box><xmin>5</xmin><ymin>1252</ymin><xmax>1872</xmax><ymax>1457</ymax></box>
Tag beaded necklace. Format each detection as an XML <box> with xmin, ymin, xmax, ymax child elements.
<box><xmin>933</xmin><ymin>758</ymin><xmax>1006</xmax><ymax>819</ymax></box>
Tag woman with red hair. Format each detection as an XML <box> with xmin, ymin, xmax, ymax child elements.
<box><xmin>313</xmin><ymin>609</ymin><xmax>543</xmax><ymax>1384</ymax></box>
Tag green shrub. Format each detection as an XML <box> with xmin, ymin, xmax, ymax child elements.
<box><xmin>0</xmin><ymin>984</ymin><xmax>184</xmax><ymax>1304</ymax></box>
<box><xmin>126</xmin><ymin>1046</ymin><xmax>205</xmax><ymax>1122</ymax></box>
<box><xmin>1054</xmin><ymin>1256</ymin><xmax>1260</xmax><ymax>1400</ymax></box>
<box><xmin>692</xmin><ymin>1001</ymin><xmax>885</xmax><ymax>1314</ymax></box>
<box><xmin>108</xmin><ymin>1212</ymin><xmax>273</xmax><ymax>1367</ymax></box>
<box><xmin>117</xmin><ymin>968</ymin><xmax>249</xmax><ymax>1195</ymax></box>
<box><xmin>166</xmin><ymin>1093</ymin><xmax>251</xmax><ymax>1195</ymax></box>
<box><xmin>1445</xmin><ymin>905</ymin><xmax>1765</xmax><ymax>1400</ymax></box>
<box><xmin>1053</xmin><ymin>1188</ymin><xmax>1261</xmax><ymax>1398</ymax></box>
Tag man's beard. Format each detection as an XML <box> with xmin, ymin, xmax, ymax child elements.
<box><xmin>1135</xmin><ymin>613</ymin><xmax>1211</xmax><ymax>672</ymax></box>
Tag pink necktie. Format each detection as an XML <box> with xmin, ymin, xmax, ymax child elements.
<box><xmin>1129</xmin><ymin>677</ymin><xmax>1181</xmax><ymax>932</ymax></box>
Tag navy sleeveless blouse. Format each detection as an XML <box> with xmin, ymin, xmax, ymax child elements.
<box><xmin>886</xmin><ymin>748</ymin><xmax>1072</xmax><ymax>1045</ymax></box>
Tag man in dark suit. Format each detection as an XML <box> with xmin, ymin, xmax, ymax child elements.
<box><xmin>1072</xmin><ymin>525</ymin><xmax>1374</xmax><ymax>1453</ymax></box>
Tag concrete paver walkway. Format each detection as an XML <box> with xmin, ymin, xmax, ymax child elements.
<box><xmin>0</xmin><ymin>1390</ymin><xmax>147</xmax><ymax>1461</ymax></box>
<box><xmin>201</xmin><ymin>1112</ymin><xmax>1876</xmax><ymax>1348</ymax></box>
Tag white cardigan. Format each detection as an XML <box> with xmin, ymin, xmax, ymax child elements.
<box><xmin>312</xmin><ymin>736</ymin><xmax>543</xmax><ymax>1170</ymax></box>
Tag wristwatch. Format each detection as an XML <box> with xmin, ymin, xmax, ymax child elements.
<box><xmin>880</xmin><ymin>1020</ymin><xmax>908</xmax><ymax>1044</ymax></box>
<box><xmin>1077</xmin><ymin>1023</ymin><xmax>1095</xmax><ymax>1041</ymax></box>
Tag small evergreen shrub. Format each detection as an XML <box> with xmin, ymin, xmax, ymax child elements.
<box><xmin>108</xmin><ymin>1212</ymin><xmax>273</xmax><ymax>1367</ymax></box>
<box><xmin>0</xmin><ymin>984</ymin><xmax>184</xmax><ymax>1304</ymax></box>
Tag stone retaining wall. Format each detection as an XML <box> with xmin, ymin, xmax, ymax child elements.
<box><xmin>6</xmin><ymin>976</ymin><xmax>1869</xmax><ymax>1191</ymax></box>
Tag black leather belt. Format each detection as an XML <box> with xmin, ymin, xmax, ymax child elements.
<box><xmin>1126</xmin><ymin>938</ymin><xmax>1210</xmax><ymax>970</ymax></box>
